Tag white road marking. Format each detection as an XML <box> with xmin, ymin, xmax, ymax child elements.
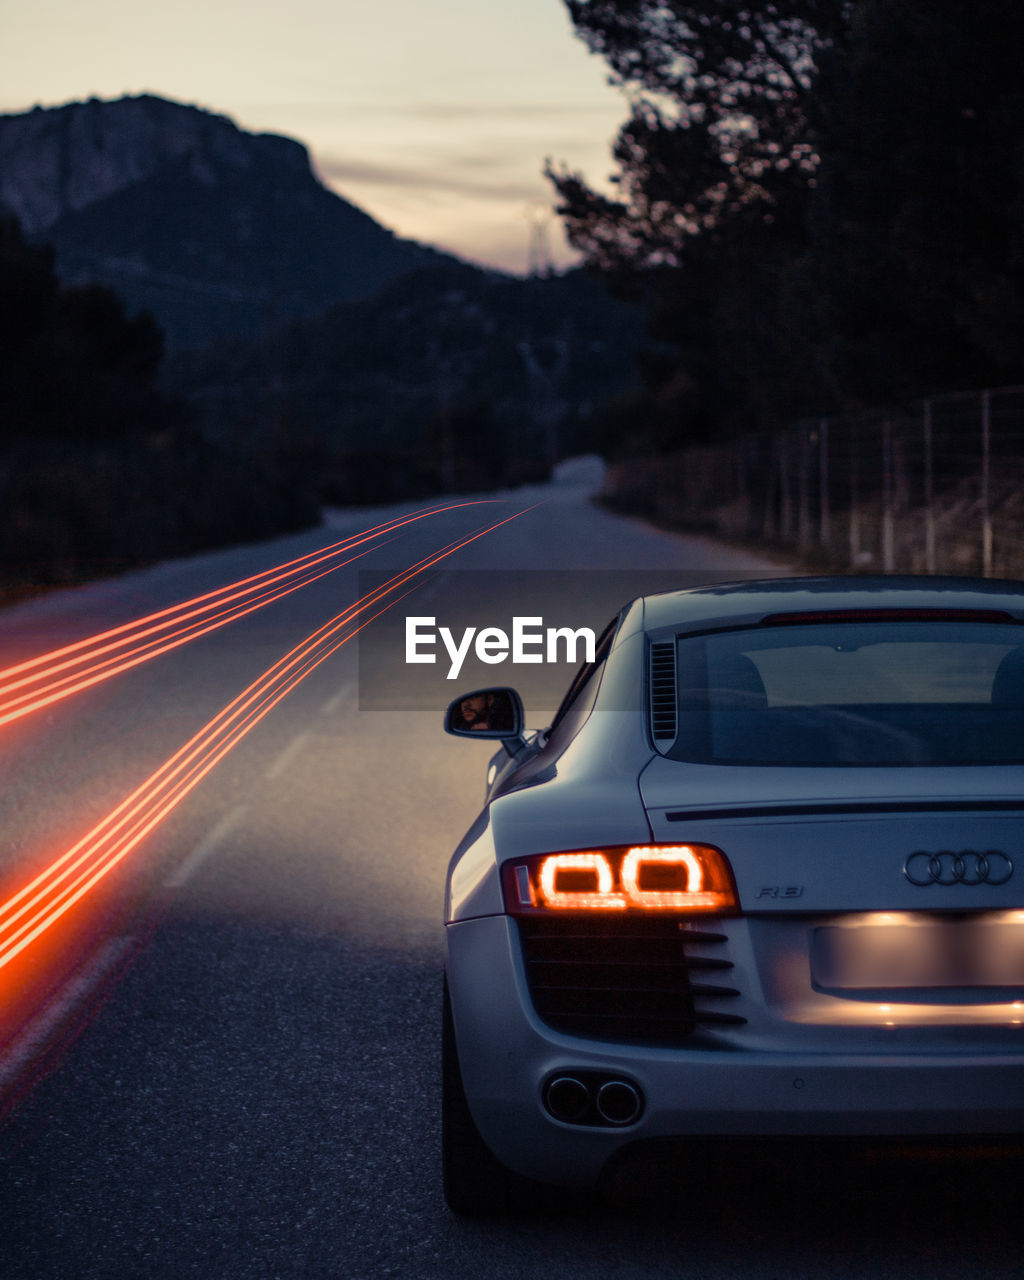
<box><xmin>164</xmin><ymin>804</ymin><xmax>247</xmax><ymax>889</ymax></box>
<box><xmin>0</xmin><ymin>936</ymin><xmax>134</xmax><ymax>1090</ymax></box>
<box><xmin>321</xmin><ymin>682</ymin><xmax>355</xmax><ymax>716</ymax></box>
<box><xmin>265</xmin><ymin>730</ymin><xmax>311</xmax><ymax>780</ymax></box>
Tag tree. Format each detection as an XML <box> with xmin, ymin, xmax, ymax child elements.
<box><xmin>548</xmin><ymin>2</ymin><xmax>851</xmax><ymax>438</ymax></box>
<box><xmin>554</xmin><ymin>2</ymin><xmax>1024</xmax><ymax>440</ymax></box>
<box><xmin>0</xmin><ymin>214</ymin><xmax>58</xmax><ymax>353</ymax></box>
<box><xmin>0</xmin><ymin>214</ymin><xmax>172</xmax><ymax>440</ymax></box>
<box><xmin>805</xmin><ymin>0</ymin><xmax>1024</xmax><ymax>400</ymax></box>
<box><xmin>549</xmin><ymin>2</ymin><xmax>846</xmax><ymax>268</ymax></box>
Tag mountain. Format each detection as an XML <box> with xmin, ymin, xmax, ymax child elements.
<box><xmin>168</xmin><ymin>259</ymin><xmax>646</xmax><ymax>502</ymax></box>
<box><xmin>0</xmin><ymin>92</ymin><xmax>647</xmax><ymax>509</ymax></box>
<box><xmin>0</xmin><ymin>94</ymin><xmax>447</xmax><ymax>348</ymax></box>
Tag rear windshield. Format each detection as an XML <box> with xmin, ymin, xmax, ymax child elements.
<box><xmin>669</xmin><ymin>621</ymin><xmax>1024</xmax><ymax>766</ymax></box>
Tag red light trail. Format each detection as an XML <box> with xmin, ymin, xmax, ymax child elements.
<box><xmin>0</xmin><ymin>505</ymin><xmax>534</xmax><ymax>975</ymax></box>
<box><xmin>0</xmin><ymin>500</ymin><xmax>493</xmax><ymax>728</ymax></box>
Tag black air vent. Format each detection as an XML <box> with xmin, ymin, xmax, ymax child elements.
<box><xmin>649</xmin><ymin>641</ymin><xmax>678</xmax><ymax>747</ymax></box>
<box><xmin>517</xmin><ymin>915</ymin><xmax>745</xmax><ymax>1046</ymax></box>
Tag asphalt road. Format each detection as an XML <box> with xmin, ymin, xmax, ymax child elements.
<box><xmin>0</xmin><ymin>465</ymin><xmax>1018</xmax><ymax>1278</ymax></box>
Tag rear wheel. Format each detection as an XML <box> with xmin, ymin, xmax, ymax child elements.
<box><xmin>441</xmin><ymin>974</ymin><xmax>551</xmax><ymax>1216</ymax></box>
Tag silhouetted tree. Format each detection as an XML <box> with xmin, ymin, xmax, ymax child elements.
<box><xmin>0</xmin><ymin>214</ymin><xmax>58</xmax><ymax>351</ymax></box>
<box><xmin>549</xmin><ymin>1</ymin><xmax>1024</xmax><ymax>443</ymax></box>
<box><xmin>0</xmin><ymin>214</ymin><xmax>316</xmax><ymax>591</ymax></box>
<box><xmin>550</xmin><ymin>1</ymin><xmax>843</xmax><ymax>266</ymax></box>
<box><xmin>0</xmin><ymin>214</ymin><xmax>171</xmax><ymax>440</ymax></box>
<box><xmin>548</xmin><ymin>2</ymin><xmax>848</xmax><ymax>436</ymax></box>
<box><xmin>805</xmin><ymin>0</ymin><xmax>1024</xmax><ymax>400</ymax></box>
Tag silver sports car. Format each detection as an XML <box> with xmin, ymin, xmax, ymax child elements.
<box><xmin>441</xmin><ymin>577</ymin><xmax>1024</xmax><ymax>1214</ymax></box>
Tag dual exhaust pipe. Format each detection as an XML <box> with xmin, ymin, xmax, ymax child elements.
<box><xmin>544</xmin><ymin>1073</ymin><xmax>644</xmax><ymax>1128</ymax></box>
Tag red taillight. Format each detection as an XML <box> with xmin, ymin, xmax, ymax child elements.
<box><xmin>502</xmin><ymin>845</ymin><xmax>738</xmax><ymax>914</ymax></box>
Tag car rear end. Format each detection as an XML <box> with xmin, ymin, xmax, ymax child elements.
<box><xmin>634</xmin><ymin>606</ymin><xmax>1024</xmax><ymax>1137</ymax></box>
<box><xmin>447</xmin><ymin>596</ymin><xmax>1024</xmax><ymax>1191</ymax></box>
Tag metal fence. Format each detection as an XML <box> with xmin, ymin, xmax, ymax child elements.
<box><xmin>607</xmin><ymin>386</ymin><xmax>1024</xmax><ymax>577</ymax></box>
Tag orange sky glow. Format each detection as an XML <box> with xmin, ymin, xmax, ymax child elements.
<box><xmin>1</xmin><ymin>0</ymin><xmax>629</xmax><ymax>272</ymax></box>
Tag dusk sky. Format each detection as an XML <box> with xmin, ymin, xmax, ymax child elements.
<box><xmin>1</xmin><ymin>0</ymin><xmax>630</xmax><ymax>272</ymax></box>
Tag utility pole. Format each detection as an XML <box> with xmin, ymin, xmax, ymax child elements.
<box><xmin>524</xmin><ymin>203</ymin><xmax>554</xmax><ymax>277</ymax></box>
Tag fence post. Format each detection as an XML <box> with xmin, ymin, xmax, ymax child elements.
<box><xmin>798</xmin><ymin>427</ymin><xmax>812</xmax><ymax>550</ymax></box>
<box><xmin>818</xmin><ymin>418</ymin><xmax>831</xmax><ymax>553</ymax></box>
<box><xmin>779</xmin><ymin>434</ymin><xmax>794</xmax><ymax>542</ymax></box>
<box><xmin>849</xmin><ymin>421</ymin><xmax>861</xmax><ymax>568</ymax></box>
<box><xmin>882</xmin><ymin>418</ymin><xmax>896</xmax><ymax>571</ymax></box>
<box><xmin>923</xmin><ymin>399</ymin><xmax>936</xmax><ymax>573</ymax></box>
<box><xmin>762</xmin><ymin>436</ymin><xmax>777</xmax><ymax>541</ymax></box>
<box><xmin>981</xmin><ymin>389</ymin><xmax>992</xmax><ymax>576</ymax></box>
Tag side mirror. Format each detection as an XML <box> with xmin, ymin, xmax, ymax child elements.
<box><xmin>444</xmin><ymin>687</ymin><xmax>525</xmax><ymax>752</ymax></box>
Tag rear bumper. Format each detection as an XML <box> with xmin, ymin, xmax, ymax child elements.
<box><xmin>446</xmin><ymin>914</ymin><xmax>1024</xmax><ymax>1188</ymax></box>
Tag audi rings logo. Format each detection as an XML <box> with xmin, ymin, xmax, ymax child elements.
<box><xmin>903</xmin><ymin>850</ymin><xmax>1014</xmax><ymax>887</ymax></box>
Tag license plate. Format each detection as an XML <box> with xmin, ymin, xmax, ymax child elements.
<box><xmin>811</xmin><ymin>921</ymin><xmax>1024</xmax><ymax>990</ymax></box>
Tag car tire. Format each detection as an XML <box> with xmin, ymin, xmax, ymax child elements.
<box><xmin>442</xmin><ymin>973</ymin><xmax>553</xmax><ymax>1217</ymax></box>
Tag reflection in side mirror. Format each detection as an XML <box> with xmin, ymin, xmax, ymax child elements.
<box><xmin>444</xmin><ymin>687</ymin><xmax>524</xmax><ymax>742</ymax></box>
